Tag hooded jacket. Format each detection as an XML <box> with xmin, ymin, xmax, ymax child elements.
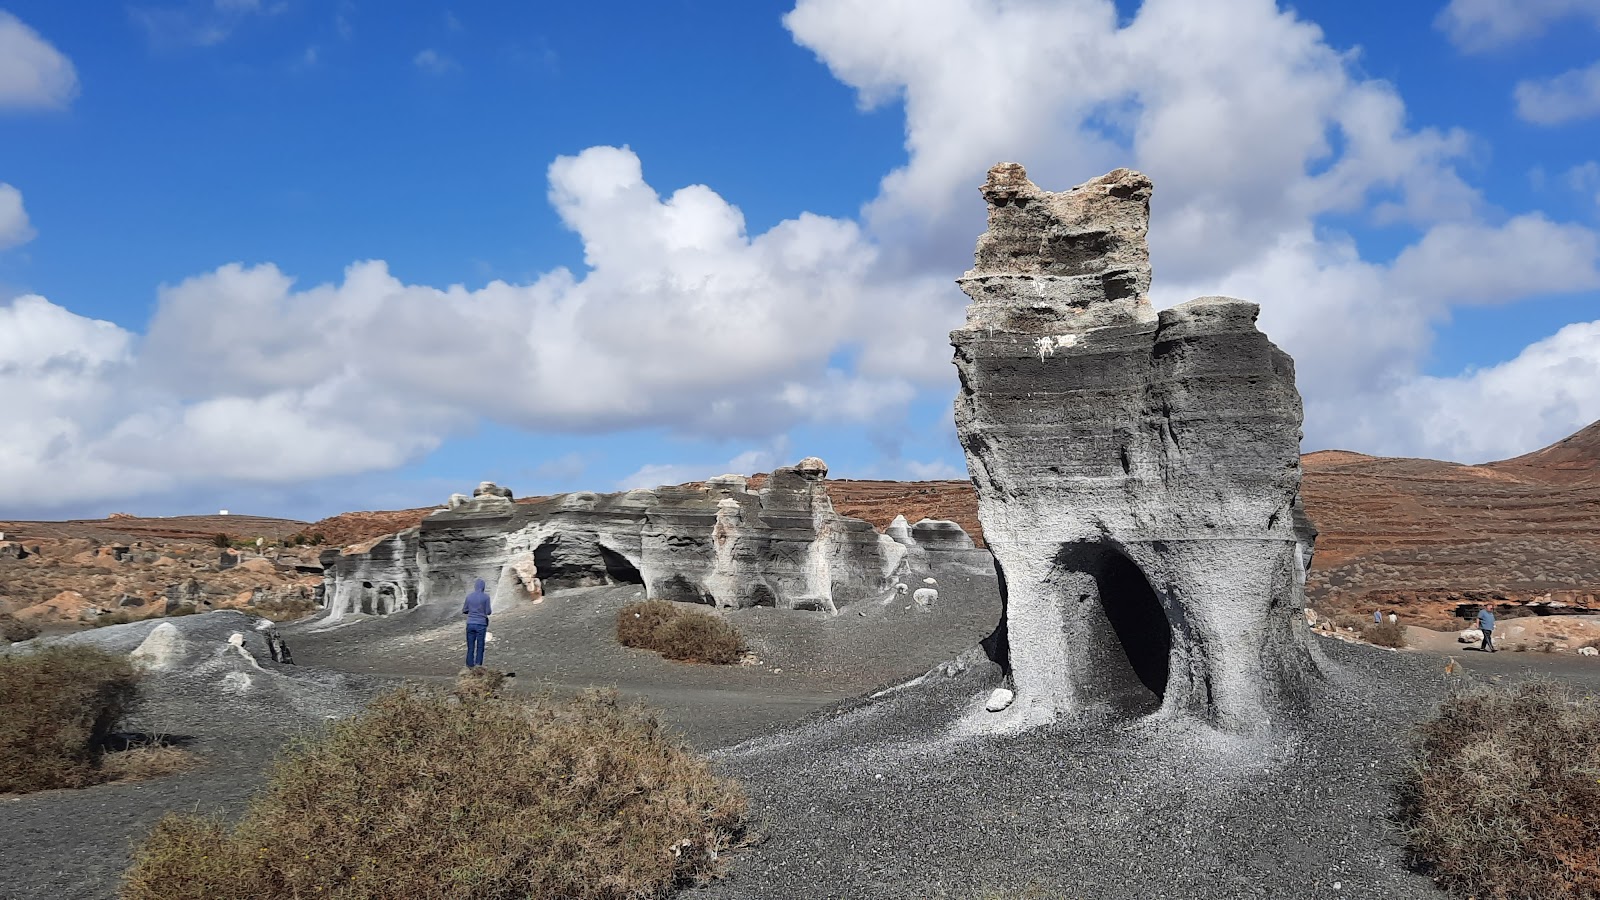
<box><xmin>462</xmin><ymin>578</ymin><xmax>492</xmax><ymax>627</ymax></box>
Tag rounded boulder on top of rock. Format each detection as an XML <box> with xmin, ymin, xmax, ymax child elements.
<box><xmin>795</xmin><ymin>457</ymin><xmax>828</xmax><ymax>481</ymax></box>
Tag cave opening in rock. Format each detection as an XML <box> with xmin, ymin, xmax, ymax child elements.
<box><xmin>1090</xmin><ymin>545</ymin><xmax>1171</xmax><ymax>710</ymax></box>
<box><xmin>1046</xmin><ymin>541</ymin><xmax>1173</xmax><ymax>716</ymax></box>
<box><xmin>598</xmin><ymin>545</ymin><xmax>643</xmax><ymax>585</ymax></box>
<box><xmin>533</xmin><ymin>535</ymin><xmax>645</xmax><ymax>592</ymax></box>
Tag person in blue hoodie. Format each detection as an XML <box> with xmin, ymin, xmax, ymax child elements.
<box><xmin>462</xmin><ymin>578</ymin><xmax>492</xmax><ymax>668</ymax></box>
<box><xmin>1477</xmin><ymin>606</ymin><xmax>1496</xmax><ymax>653</ymax></box>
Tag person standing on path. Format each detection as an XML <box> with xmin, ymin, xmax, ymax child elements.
<box><xmin>1477</xmin><ymin>606</ymin><xmax>1496</xmax><ymax>653</ymax></box>
<box><xmin>463</xmin><ymin>578</ymin><xmax>492</xmax><ymax>668</ymax></box>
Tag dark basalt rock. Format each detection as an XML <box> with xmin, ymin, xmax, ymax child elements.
<box><xmin>953</xmin><ymin>164</ymin><xmax>1322</xmax><ymax>734</ymax></box>
<box><xmin>322</xmin><ymin>463</ymin><xmax>983</xmax><ymax>620</ymax></box>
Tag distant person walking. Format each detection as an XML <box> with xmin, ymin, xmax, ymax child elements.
<box><xmin>1374</xmin><ymin>610</ymin><xmax>1383</xmax><ymax>625</ymax></box>
<box><xmin>463</xmin><ymin>578</ymin><xmax>492</xmax><ymax>668</ymax></box>
<box><xmin>1477</xmin><ymin>607</ymin><xmax>1496</xmax><ymax>653</ymax></box>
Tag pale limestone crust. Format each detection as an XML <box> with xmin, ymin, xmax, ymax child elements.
<box><xmin>953</xmin><ymin>163</ymin><xmax>1323</xmax><ymax>735</ymax></box>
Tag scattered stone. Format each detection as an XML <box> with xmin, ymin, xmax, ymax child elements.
<box><xmin>985</xmin><ymin>687</ymin><xmax>1015</xmax><ymax>712</ymax></box>
<box><xmin>1458</xmin><ymin>629</ymin><xmax>1484</xmax><ymax>644</ymax></box>
<box><xmin>1580</xmin><ymin>646</ymin><xmax>1598</xmax><ymax>657</ymax></box>
<box><xmin>913</xmin><ymin>587</ymin><xmax>939</xmax><ymax>608</ymax></box>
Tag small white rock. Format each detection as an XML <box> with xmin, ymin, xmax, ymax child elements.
<box><xmin>985</xmin><ymin>687</ymin><xmax>1015</xmax><ymax>712</ymax></box>
<box><xmin>227</xmin><ymin>632</ymin><xmax>245</xmax><ymax>647</ymax></box>
<box><xmin>1579</xmin><ymin>646</ymin><xmax>1598</xmax><ymax>657</ymax></box>
<box><xmin>923</xmin><ymin>577</ymin><xmax>937</xmax><ymax>586</ymax></box>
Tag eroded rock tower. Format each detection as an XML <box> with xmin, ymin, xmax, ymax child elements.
<box><xmin>953</xmin><ymin>164</ymin><xmax>1322</xmax><ymax>734</ymax></box>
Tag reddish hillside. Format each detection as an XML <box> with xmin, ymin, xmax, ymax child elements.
<box><xmin>1300</xmin><ymin>425</ymin><xmax>1600</xmax><ymax>626</ymax></box>
<box><xmin>1483</xmin><ymin>420</ymin><xmax>1600</xmax><ymax>486</ymax></box>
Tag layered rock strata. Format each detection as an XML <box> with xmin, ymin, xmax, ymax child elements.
<box><xmin>322</xmin><ymin>462</ymin><xmax>981</xmax><ymax>620</ymax></box>
<box><xmin>953</xmin><ymin>164</ymin><xmax>1321</xmax><ymax>733</ymax></box>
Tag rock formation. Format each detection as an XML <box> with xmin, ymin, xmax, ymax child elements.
<box><xmin>322</xmin><ymin>463</ymin><xmax>983</xmax><ymax>620</ymax></box>
<box><xmin>953</xmin><ymin>164</ymin><xmax>1321</xmax><ymax>733</ymax></box>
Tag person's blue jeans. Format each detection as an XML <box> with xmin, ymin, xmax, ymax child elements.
<box><xmin>465</xmin><ymin>622</ymin><xmax>487</xmax><ymax>668</ymax></box>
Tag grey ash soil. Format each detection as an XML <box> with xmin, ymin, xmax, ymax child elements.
<box><xmin>287</xmin><ymin>556</ymin><xmax>1005</xmax><ymax>748</ymax></box>
<box><xmin>4</xmin><ymin>574</ymin><xmax>1599</xmax><ymax>900</ymax></box>
<box><xmin>700</xmin><ymin>641</ymin><xmax>1600</xmax><ymax>900</ymax></box>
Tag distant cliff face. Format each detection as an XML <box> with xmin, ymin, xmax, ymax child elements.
<box><xmin>319</xmin><ymin>462</ymin><xmax>983</xmax><ymax>621</ymax></box>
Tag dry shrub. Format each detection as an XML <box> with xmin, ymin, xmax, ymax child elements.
<box><xmin>1</xmin><ymin>613</ymin><xmax>40</xmax><ymax>644</ymax></box>
<box><xmin>1403</xmin><ymin>679</ymin><xmax>1600</xmax><ymax>899</ymax></box>
<box><xmin>1362</xmin><ymin>620</ymin><xmax>1407</xmax><ymax>648</ymax></box>
<box><xmin>121</xmin><ymin>684</ymin><xmax>750</xmax><ymax>900</ymax></box>
<box><xmin>656</xmin><ymin>614</ymin><xmax>745</xmax><ymax>664</ymax></box>
<box><xmin>617</xmin><ymin>600</ymin><xmax>744</xmax><ymax>664</ymax></box>
<box><xmin>0</xmin><ymin>645</ymin><xmax>139</xmax><ymax>793</ymax></box>
<box><xmin>100</xmin><ymin>744</ymin><xmax>197</xmax><ymax>782</ymax></box>
<box><xmin>617</xmin><ymin>599</ymin><xmax>681</xmax><ymax>649</ymax></box>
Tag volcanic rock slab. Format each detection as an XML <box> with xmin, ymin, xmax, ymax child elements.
<box><xmin>322</xmin><ymin>462</ymin><xmax>983</xmax><ymax>620</ymax></box>
<box><xmin>952</xmin><ymin>164</ymin><xmax>1322</xmax><ymax>733</ymax></box>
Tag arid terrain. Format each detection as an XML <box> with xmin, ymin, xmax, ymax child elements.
<box><xmin>6</xmin><ymin>421</ymin><xmax>1598</xmax><ymax>636</ymax></box>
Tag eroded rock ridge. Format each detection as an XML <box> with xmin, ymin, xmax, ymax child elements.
<box><xmin>322</xmin><ymin>461</ymin><xmax>980</xmax><ymax>619</ymax></box>
<box><xmin>953</xmin><ymin>165</ymin><xmax>1321</xmax><ymax>733</ymax></box>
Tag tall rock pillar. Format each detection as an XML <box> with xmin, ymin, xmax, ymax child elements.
<box><xmin>952</xmin><ymin>164</ymin><xmax>1322</xmax><ymax>734</ymax></box>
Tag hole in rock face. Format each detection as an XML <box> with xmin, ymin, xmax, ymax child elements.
<box><xmin>533</xmin><ymin>536</ymin><xmax>645</xmax><ymax>592</ymax></box>
<box><xmin>598</xmin><ymin>545</ymin><xmax>643</xmax><ymax>585</ymax></box>
<box><xmin>747</xmin><ymin>583</ymin><xmax>777</xmax><ymax>608</ymax></box>
<box><xmin>1051</xmin><ymin>542</ymin><xmax>1172</xmax><ymax>716</ymax></box>
<box><xmin>654</xmin><ymin>574</ymin><xmax>714</xmax><ymax>605</ymax></box>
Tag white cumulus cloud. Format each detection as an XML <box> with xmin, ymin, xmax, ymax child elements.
<box><xmin>6</xmin><ymin>0</ymin><xmax>1600</xmax><ymax>516</ymax></box>
<box><xmin>1435</xmin><ymin>0</ymin><xmax>1600</xmax><ymax>52</ymax></box>
<box><xmin>0</xmin><ymin>11</ymin><xmax>78</xmax><ymax>109</ymax></box>
<box><xmin>787</xmin><ymin>0</ymin><xmax>1600</xmax><ymax>458</ymax></box>
<box><xmin>0</xmin><ymin>183</ymin><xmax>36</xmax><ymax>249</ymax></box>
<box><xmin>1516</xmin><ymin>61</ymin><xmax>1600</xmax><ymax>125</ymax></box>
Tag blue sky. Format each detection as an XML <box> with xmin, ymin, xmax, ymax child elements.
<box><xmin>1</xmin><ymin>0</ymin><xmax>1598</xmax><ymax>521</ymax></box>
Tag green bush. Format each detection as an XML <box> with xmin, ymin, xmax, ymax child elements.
<box><xmin>122</xmin><ymin>682</ymin><xmax>749</xmax><ymax>900</ymax></box>
<box><xmin>1</xmin><ymin>613</ymin><xmax>40</xmax><ymax>644</ymax></box>
<box><xmin>0</xmin><ymin>645</ymin><xmax>140</xmax><ymax>793</ymax></box>
<box><xmin>617</xmin><ymin>600</ymin><xmax>745</xmax><ymax>664</ymax></box>
<box><xmin>1403</xmin><ymin>679</ymin><xmax>1600</xmax><ymax>899</ymax></box>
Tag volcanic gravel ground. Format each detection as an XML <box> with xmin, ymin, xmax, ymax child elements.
<box><xmin>5</xmin><ymin>584</ymin><xmax>1600</xmax><ymax>899</ymax></box>
<box><xmin>286</xmin><ymin>555</ymin><xmax>1003</xmax><ymax>748</ymax></box>
<box><xmin>698</xmin><ymin>639</ymin><xmax>1600</xmax><ymax>900</ymax></box>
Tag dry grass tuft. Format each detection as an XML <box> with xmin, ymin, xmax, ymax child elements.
<box><xmin>121</xmin><ymin>683</ymin><xmax>750</xmax><ymax>900</ymax></box>
<box><xmin>0</xmin><ymin>645</ymin><xmax>140</xmax><ymax>793</ymax></box>
<box><xmin>100</xmin><ymin>744</ymin><xmax>198</xmax><ymax>782</ymax></box>
<box><xmin>1362</xmin><ymin>620</ymin><xmax>1407</xmax><ymax>648</ymax></box>
<box><xmin>617</xmin><ymin>600</ymin><xmax>745</xmax><ymax>664</ymax></box>
<box><xmin>1402</xmin><ymin>678</ymin><xmax>1600</xmax><ymax>899</ymax></box>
